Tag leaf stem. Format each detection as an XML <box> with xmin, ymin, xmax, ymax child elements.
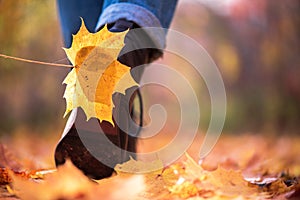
<box><xmin>0</xmin><ymin>53</ymin><xmax>72</xmax><ymax>68</ymax></box>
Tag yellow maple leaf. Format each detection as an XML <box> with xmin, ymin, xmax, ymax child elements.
<box><xmin>62</xmin><ymin>19</ymin><xmax>139</xmax><ymax>125</ymax></box>
<box><xmin>114</xmin><ymin>157</ymin><xmax>164</xmax><ymax>174</ymax></box>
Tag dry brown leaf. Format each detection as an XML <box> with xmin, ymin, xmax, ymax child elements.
<box><xmin>10</xmin><ymin>160</ymin><xmax>96</xmax><ymax>200</ymax></box>
<box><xmin>204</xmin><ymin>166</ymin><xmax>258</xmax><ymax>197</ymax></box>
<box><xmin>0</xmin><ymin>168</ymin><xmax>12</xmax><ymax>185</ymax></box>
<box><xmin>115</xmin><ymin>157</ymin><xmax>164</xmax><ymax>174</ymax></box>
<box><xmin>165</xmin><ymin>154</ymin><xmax>263</xmax><ymax>199</ymax></box>
<box><xmin>2</xmin><ymin>133</ymin><xmax>300</xmax><ymax>199</ymax></box>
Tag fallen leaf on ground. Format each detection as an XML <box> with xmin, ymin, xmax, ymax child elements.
<box><xmin>1</xmin><ymin>133</ymin><xmax>300</xmax><ymax>199</ymax></box>
<box><xmin>10</xmin><ymin>160</ymin><xmax>95</xmax><ymax>200</ymax></box>
<box><xmin>115</xmin><ymin>157</ymin><xmax>164</xmax><ymax>174</ymax></box>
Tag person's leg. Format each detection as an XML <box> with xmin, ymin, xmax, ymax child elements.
<box><xmin>93</xmin><ymin>1</ymin><xmax>179</xmax><ymax>177</ymax></box>
<box><xmin>56</xmin><ymin>0</ymin><xmax>124</xmax><ymax>180</ymax></box>
<box><xmin>57</xmin><ymin>0</ymin><xmax>104</xmax><ymax>47</ymax></box>
<box><xmin>55</xmin><ymin>0</ymin><xmax>145</xmax><ymax>180</ymax></box>
<box><xmin>99</xmin><ymin>0</ymin><xmax>178</xmax><ymax>29</ymax></box>
<box><xmin>96</xmin><ymin>0</ymin><xmax>178</xmax><ymax>51</ymax></box>
<box><xmin>55</xmin><ymin>0</ymin><xmax>178</xmax><ymax>180</ymax></box>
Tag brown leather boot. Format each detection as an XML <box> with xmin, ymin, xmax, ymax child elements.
<box><xmin>54</xmin><ymin>88</ymin><xmax>141</xmax><ymax>179</ymax></box>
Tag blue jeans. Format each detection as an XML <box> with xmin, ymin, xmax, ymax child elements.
<box><xmin>57</xmin><ymin>0</ymin><xmax>178</xmax><ymax>48</ymax></box>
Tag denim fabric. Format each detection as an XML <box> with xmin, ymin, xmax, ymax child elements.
<box><xmin>57</xmin><ymin>0</ymin><xmax>177</xmax><ymax>48</ymax></box>
<box><xmin>100</xmin><ymin>0</ymin><xmax>178</xmax><ymax>29</ymax></box>
<box><xmin>57</xmin><ymin>0</ymin><xmax>104</xmax><ymax>47</ymax></box>
<box><xmin>96</xmin><ymin>3</ymin><xmax>162</xmax><ymax>30</ymax></box>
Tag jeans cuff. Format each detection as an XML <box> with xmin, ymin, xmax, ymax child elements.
<box><xmin>96</xmin><ymin>2</ymin><xmax>166</xmax><ymax>50</ymax></box>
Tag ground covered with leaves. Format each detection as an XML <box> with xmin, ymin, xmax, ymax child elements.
<box><xmin>0</xmin><ymin>131</ymin><xmax>299</xmax><ymax>200</ymax></box>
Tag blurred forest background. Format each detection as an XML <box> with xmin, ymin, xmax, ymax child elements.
<box><xmin>0</xmin><ymin>0</ymin><xmax>299</xmax><ymax>137</ymax></box>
